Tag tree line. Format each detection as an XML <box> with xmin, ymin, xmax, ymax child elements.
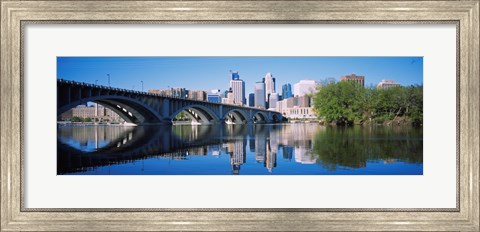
<box><xmin>312</xmin><ymin>81</ymin><xmax>423</xmax><ymax>126</ymax></box>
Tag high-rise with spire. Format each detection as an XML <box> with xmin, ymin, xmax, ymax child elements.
<box><xmin>264</xmin><ymin>72</ymin><xmax>276</xmax><ymax>101</ymax></box>
<box><xmin>229</xmin><ymin>71</ymin><xmax>245</xmax><ymax>106</ymax></box>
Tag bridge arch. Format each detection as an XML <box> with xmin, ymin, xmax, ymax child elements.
<box><xmin>223</xmin><ymin>109</ymin><xmax>249</xmax><ymax>124</ymax></box>
<box><xmin>271</xmin><ymin>113</ymin><xmax>281</xmax><ymax>123</ymax></box>
<box><xmin>253</xmin><ymin>111</ymin><xmax>268</xmax><ymax>124</ymax></box>
<box><xmin>170</xmin><ymin>104</ymin><xmax>220</xmax><ymax>124</ymax></box>
<box><xmin>57</xmin><ymin>95</ymin><xmax>164</xmax><ymax>124</ymax></box>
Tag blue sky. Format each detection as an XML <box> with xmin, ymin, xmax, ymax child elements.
<box><xmin>57</xmin><ymin>57</ymin><xmax>423</xmax><ymax>95</ymax></box>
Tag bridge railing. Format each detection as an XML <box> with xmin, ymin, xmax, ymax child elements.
<box><xmin>57</xmin><ymin>79</ymin><xmax>281</xmax><ymax>113</ymax></box>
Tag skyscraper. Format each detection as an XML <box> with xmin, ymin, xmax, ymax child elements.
<box><xmin>230</xmin><ymin>79</ymin><xmax>245</xmax><ymax>106</ymax></box>
<box><xmin>282</xmin><ymin>83</ymin><xmax>293</xmax><ymax>99</ymax></box>
<box><xmin>264</xmin><ymin>72</ymin><xmax>276</xmax><ymax>101</ymax></box>
<box><xmin>230</xmin><ymin>70</ymin><xmax>240</xmax><ymax>81</ymax></box>
<box><xmin>254</xmin><ymin>82</ymin><xmax>266</xmax><ymax>109</ymax></box>
<box><xmin>248</xmin><ymin>93</ymin><xmax>255</xmax><ymax>107</ymax></box>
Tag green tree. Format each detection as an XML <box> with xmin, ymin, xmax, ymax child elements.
<box><xmin>313</xmin><ymin>82</ymin><xmax>423</xmax><ymax>126</ymax></box>
<box><xmin>313</xmin><ymin>81</ymin><xmax>365</xmax><ymax>125</ymax></box>
<box><xmin>405</xmin><ymin>85</ymin><xmax>423</xmax><ymax>126</ymax></box>
<box><xmin>71</xmin><ymin>116</ymin><xmax>83</xmax><ymax>122</ymax></box>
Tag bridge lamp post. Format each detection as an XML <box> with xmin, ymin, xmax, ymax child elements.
<box><xmin>107</xmin><ymin>74</ymin><xmax>110</xmax><ymax>87</ymax></box>
<box><xmin>141</xmin><ymin>81</ymin><xmax>143</xmax><ymax>92</ymax></box>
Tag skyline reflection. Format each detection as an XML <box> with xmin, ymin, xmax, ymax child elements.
<box><xmin>57</xmin><ymin>124</ymin><xmax>423</xmax><ymax>175</ymax></box>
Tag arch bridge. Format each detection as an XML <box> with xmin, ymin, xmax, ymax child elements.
<box><xmin>57</xmin><ymin>79</ymin><xmax>283</xmax><ymax>125</ymax></box>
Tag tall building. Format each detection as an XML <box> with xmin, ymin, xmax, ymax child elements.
<box><xmin>377</xmin><ymin>80</ymin><xmax>401</xmax><ymax>89</ymax></box>
<box><xmin>248</xmin><ymin>93</ymin><xmax>255</xmax><ymax>107</ymax></box>
<box><xmin>293</xmin><ymin>80</ymin><xmax>317</xmax><ymax>97</ymax></box>
<box><xmin>268</xmin><ymin>93</ymin><xmax>279</xmax><ymax>110</ymax></box>
<box><xmin>230</xmin><ymin>70</ymin><xmax>240</xmax><ymax>81</ymax></box>
<box><xmin>282</xmin><ymin>83</ymin><xmax>293</xmax><ymax>99</ymax></box>
<box><xmin>229</xmin><ymin>70</ymin><xmax>239</xmax><ymax>89</ymax></box>
<box><xmin>340</xmin><ymin>73</ymin><xmax>365</xmax><ymax>87</ymax></box>
<box><xmin>264</xmin><ymin>73</ymin><xmax>276</xmax><ymax>101</ymax></box>
<box><xmin>230</xmin><ymin>79</ymin><xmax>245</xmax><ymax>106</ymax></box>
<box><xmin>254</xmin><ymin>82</ymin><xmax>266</xmax><ymax>109</ymax></box>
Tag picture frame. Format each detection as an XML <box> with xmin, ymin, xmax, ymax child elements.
<box><xmin>1</xmin><ymin>0</ymin><xmax>478</xmax><ymax>231</ymax></box>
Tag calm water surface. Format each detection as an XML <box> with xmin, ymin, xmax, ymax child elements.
<box><xmin>57</xmin><ymin>124</ymin><xmax>423</xmax><ymax>175</ymax></box>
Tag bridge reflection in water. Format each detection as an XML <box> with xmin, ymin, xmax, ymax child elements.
<box><xmin>57</xmin><ymin>124</ymin><xmax>423</xmax><ymax>175</ymax></box>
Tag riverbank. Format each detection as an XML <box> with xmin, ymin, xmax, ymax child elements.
<box><xmin>57</xmin><ymin>121</ymin><xmax>137</xmax><ymax>127</ymax></box>
<box><xmin>58</xmin><ymin>119</ymin><xmax>421</xmax><ymax>127</ymax></box>
<box><xmin>319</xmin><ymin>116</ymin><xmax>422</xmax><ymax>127</ymax></box>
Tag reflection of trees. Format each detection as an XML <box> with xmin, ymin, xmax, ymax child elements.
<box><xmin>58</xmin><ymin>123</ymin><xmax>423</xmax><ymax>174</ymax></box>
<box><xmin>312</xmin><ymin>126</ymin><xmax>423</xmax><ymax>171</ymax></box>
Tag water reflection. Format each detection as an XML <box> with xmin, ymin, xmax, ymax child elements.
<box><xmin>57</xmin><ymin>124</ymin><xmax>423</xmax><ymax>175</ymax></box>
<box><xmin>312</xmin><ymin>127</ymin><xmax>423</xmax><ymax>171</ymax></box>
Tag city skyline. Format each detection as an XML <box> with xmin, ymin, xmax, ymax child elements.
<box><xmin>57</xmin><ymin>57</ymin><xmax>423</xmax><ymax>175</ymax></box>
<box><xmin>57</xmin><ymin>57</ymin><xmax>423</xmax><ymax>96</ymax></box>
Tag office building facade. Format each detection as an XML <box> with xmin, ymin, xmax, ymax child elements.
<box><xmin>61</xmin><ymin>104</ymin><xmax>124</xmax><ymax>122</ymax></box>
<box><xmin>293</xmin><ymin>80</ymin><xmax>318</xmax><ymax>97</ymax></box>
<box><xmin>187</xmin><ymin>90</ymin><xmax>206</xmax><ymax>101</ymax></box>
<box><xmin>248</xmin><ymin>93</ymin><xmax>255</xmax><ymax>107</ymax></box>
<box><xmin>254</xmin><ymin>82</ymin><xmax>266</xmax><ymax>109</ymax></box>
<box><xmin>148</xmin><ymin>87</ymin><xmax>188</xmax><ymax>98</ymax></box>
<box><xmin>275</xmin><ymin>95</ymin><xmax>316</xmax><ymax>119</ymax></box>
<box><xmin>377</xmin><ymin>80</ymin><xmax>401</xmax><ymax>89</ymax></box>
<box><xmin>268</xmin><ymin>93</ymin><xmax>279</xmax><ymax>110</ymax></box>
<box><xmin>340</xmin><ymin>73</ymin><xmax>365</xmax><ymax>87</ymax></box>
<box><xmin>282</xmin><ymin>83</ymin><xmax>293</xmax><ymax>99</ymax></box>
<box><xmin>207</xmin><ymin>94</ymin><xmax>222</xmax><ymax>103</ymax></box>
<box><xmin>222</xmin><ymin>89</ymin><xmax>235</xmax><ymax>105</ymax></box>
<box><xmin>230</xmin><ymin>79</ymin><xmax>245</xmax><ymax>105</ymax></box>
<box><xmin>264</xmin><ymin>72</ymin><xmax>276</xmax><ymax>101</ymax></box>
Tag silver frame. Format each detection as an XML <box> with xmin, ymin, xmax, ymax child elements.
<box><xmin>1</xmin><ymin>1</ymin><xmax>479</xmax><ymax>231</ymax></box>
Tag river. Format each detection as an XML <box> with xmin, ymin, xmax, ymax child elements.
<box><xmin>57</xmin><ymin>123</ymin><xmax>423</xmax><ymax>175</ymax></box>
